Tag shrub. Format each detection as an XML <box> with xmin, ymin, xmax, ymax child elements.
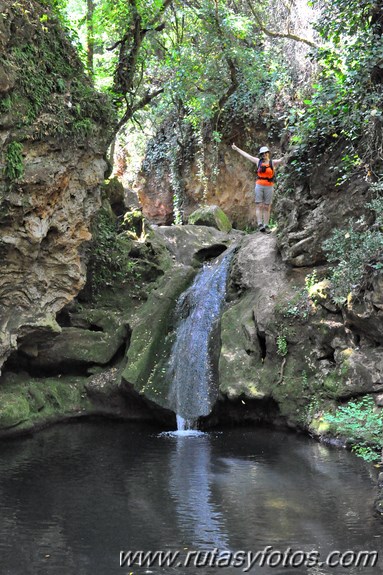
<box><xmin>324</xmin><ymin>396</ymin><xmax>383</xmax><ymax>462</ymax></box>
<box><xmin>276</xmin><ymin>333</ymin><xmax>288</xmax><ymax>357</ymax></box>
<box><xmin>322</xmin><ymin>197</ymin><xmax>383</xmax><ymax>304</ymax></box>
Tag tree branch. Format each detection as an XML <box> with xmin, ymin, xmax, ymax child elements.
<box><xmin>246</xmin><ymin>0</ymin><xmax>319</xmax><ymax>49</ymax></box>
<box><xmin>115</xmin><ymin>88</ymin><xmax>165</xmax><ymax>134</ymax></box>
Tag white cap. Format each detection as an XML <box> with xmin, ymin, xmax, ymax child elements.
<box><xmin>259</xmin><ymin>146</ymin><xmax>270</xmax><ymax>154</ymax></box>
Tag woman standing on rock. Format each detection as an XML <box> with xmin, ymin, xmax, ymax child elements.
<box><xmin>232</xmin><ymin>143</ymin><xmax>288</xmax><ymax>233</ymax></box>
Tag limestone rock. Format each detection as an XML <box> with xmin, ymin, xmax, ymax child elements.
<box><xmin>274</xmin><ymin>154</ymin><xmax>374</xmax><ymax>267</ymax></box>
<box><xmin>16</xmin><ymin>313</ymin><xmax>129</xmax><ymax>373</ymax></box>
<box><xmin>0</xmin><ymin>0</ymin><xmax>115</xmax><ymax>372</ymax></box>
<box><xmin>331</xmin><ymin>347</ymin><xmax>383</xmax><ymax>397</ymax></box>
<box><xmin>342</xmin><ymin>276</ymin><xmax>383</xmax><ymax>344</ymax></box>
<box><xmin>219</xmin><ymin>234</ymin><xmax>301</xmax><ymax>420</ymax></box>
<box><xmin>0</xmin><ymin>371</ymin><xmax>91</xmax><ymax>433</ymax></box>
<box><xmin>219</xmin><ymin>292</ymin><xmax>271</xmax><ymax>399</ymax></box>
<box><xmin>220</xmin><ymin>232</ymin><xmax>383</xmax><ymax>429</ymax></box>
<box><xmin>188</xmin><ymin>205</ymin><xmax>232</xmax><ymax>232</ymax></box>
<box><xmin>153</xmin><ymin>224</ymin><xmax>241</xmax><ymax>267</ymax></box>
<box><xmin>136</xmin><ymin>127</ymin><xmax>275</xmax><ymax>228</ymax></box>
<box><xmin>120</xmin><ymin>265</ymin><xmax>197</xmax><ymax>405</ymax></box>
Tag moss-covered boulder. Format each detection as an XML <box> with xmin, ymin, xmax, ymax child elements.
<box><xmin>188</xmin><ymin>205</ymin><xmax>232</xmax><ymax>232</ymax></box>
<box><xmin>0</xmin><ymin>371</ymin><xmax>92</xmax><ymax>433</ymax></box>
<box><xmin>154</xmin><ymin>224</ymin><xmax>238</xmax><ymax>267</ymax></box>
<box><xmin>219</xmin><ymin>292</ymin><xmax>271</xmax><ymax>399</ymax></box>
<box><xmin>120</xmin><ymin>265</ymin><xmax>196</xmax><ymax>406</ymax></box>
<box><xmin>0</xmin><ymin>365</ymin><xmax>173</xmax><ymax>436</ymax></box>
<box><xmin>14</xmin><ymin>309</ymin><xmax>129</xmax><ymax>373</ymax></box>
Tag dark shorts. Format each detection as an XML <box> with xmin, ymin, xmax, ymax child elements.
<box><xmin>255</xmin><ymin>184</ymin><xmax>274</xmax><ymax>205</ymax></box>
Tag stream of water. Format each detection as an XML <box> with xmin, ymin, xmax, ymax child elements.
<box><xmin>0</xmin><ymin>421</ymin><xmax>381</xmax><ymax>575</ymax></box>
<box><xmin>167</xmin><ymin>249</ymin><xmax>234</xmax><ymax>429</ymax></box>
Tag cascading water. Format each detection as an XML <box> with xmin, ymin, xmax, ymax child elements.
<box><xmin>167</xmin><ymin>248</ymin><xmax>235</xmax><ymax>430</ymax></box>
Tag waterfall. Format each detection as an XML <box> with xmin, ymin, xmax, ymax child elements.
<box><xmin>167</xmin><ymin>248</ymin><xmax>235</xmax><ymax>430</ymax></box>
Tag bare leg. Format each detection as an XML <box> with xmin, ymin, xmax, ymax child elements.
<box><xmin>255</xmin><ymin>204</ymin><xmax>263</xmax><ymax>225</ymax></box>
<box><xmin>263</xmin><ymin>204</ymin><xmax>271</xmax><ymax>226</ymax></box>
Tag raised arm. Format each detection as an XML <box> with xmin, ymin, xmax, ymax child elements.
<box><xmin>273</xmin><ymin>150</ymin><xmax>294</xmax><ymax>166</ymax></box>
<box><xmin>272</xmin><ymin>156</ymin><xmax>287</xmax><ymax>166</ymax></box>
<box><xmin>232</xmin><ymin>143</ymin><xmax>259</xmax><ymax>165</ymax></box>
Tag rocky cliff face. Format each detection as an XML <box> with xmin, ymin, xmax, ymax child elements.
<box><xmin>136</xmin><ymin>121</ymin><xmax>276</xmax><ymax>228</ymax></box>
<box><xmin>273</xmin><ymin>145</ymin><xmax>375</xmax><ymax>267</ymax></box>
<box><xmin>215</xmin><ymin>234</ymin><xmax>383</xmax><ymax>426</ymax></box>
<box><xmin>0</xmin><ymin>0</ymin><xmax>115</xmax><ymax>371</ymax></box>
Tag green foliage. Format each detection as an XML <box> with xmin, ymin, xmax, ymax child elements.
<box><xmin>287</xmin><ymin>0</ymin><xmax>383</xmax><ymax>180</ymax></box>
<box><xmin>40</xmin><ymin>0</ymin><xmax>68</xmax><ymax>12</ymax></box>
<box><xmin>324</xmin><ymin>396</ymin><xmax>383</xmax><ymax>462</ymax></box>
<box><xmin>4</xmin><ymin>141</ymin><xmax>24</xmax><ymax>181</ymax></box>
<box><xmin>322</xmin><ymin>197</ymin><xmax>383</xmax><ymax>304</ymax></box>
<box><xmin>0</xmin><ymin>95</ymin><xmax>12</xmax><ymax>114</ymax></box>
<box><xmin>279</xmin><ymin>288</ymin><xmax>311</xmax><ymax>320</ymax></box>
<box><xmin>276</xmin><ymin>332</ymin><xmax>288</xmax><ymax>357</ymax></box>
<box><xmin>305</xmin><ymin>270</ymin><xmax>317</xmax><ymax>293</ymax></box>
<box><xmin>88</xmin><ymin>207</ymin><xmax>138</xmax><ymax>297</ymax></box>
<box><xmin>278</xmin><ymin>271</ymin><xmax>321</xmax><ymax>320</ymax></box>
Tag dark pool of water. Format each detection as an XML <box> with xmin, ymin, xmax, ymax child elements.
<box><xmin>0</xmin><ymin>421</ymin><xmax>382</xmax><ymax>575</ymax></box>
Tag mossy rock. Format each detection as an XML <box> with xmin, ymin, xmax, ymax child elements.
<box><xmin>23</xmin><ymin>309</ymin><xmax>129</xmax><ymax>371</ymax></box>
<box><xmin>3</xmin><ymin>2</ymin><xmax>116</xmax><ymax>142</ymax></box>
<box><xmin>0</xmin><ymin>393</ymin><xmax>30</xmax><ymax>429</ymax></box>
<box><xmin>103</xmin><ymin>177</ymin><xmax>125</xmax><ymax>214</ymax></box>
<box><xmin>188</xmin><ymin>205</ymin><xmax>232</xmax><ymax>232</ymax></box>
<box><xmin>0</xmin><ymin>373</ymin><xmax>92</xmax><ymax>432</ymax></box>
<box><xmin>219</xmin><ymin>293</ymin><xmax>268</xmax><ymax>398</ymax></box>
<box><xmin>121</xmin><ymin>266</ymin><xmax>196</xmax><ymax>405</ymax></box>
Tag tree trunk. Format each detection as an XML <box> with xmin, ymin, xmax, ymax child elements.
<box><xmin>86</xmin><ymin>0</ymin><xmax>95</xmax><ymax>77</ymax></box>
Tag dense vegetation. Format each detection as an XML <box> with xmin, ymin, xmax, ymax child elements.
<box><xmin>40</xmin><ymin>0</ymin><xmax>382</xmax><ymax>306</ymax></box>
<box><xmin>42</xmin><ymin>1</ymin><xmax>381</xmax><ymax>162</ymax></box>
<box><xmin>38</xmin><ymin>0</ymin><xmax>383</xmax><ymax>460</ymax></box>
<box><xmin>44</xmin><ymin>0</ymin><xmax>315</xmax><ymax>146</ymax></box>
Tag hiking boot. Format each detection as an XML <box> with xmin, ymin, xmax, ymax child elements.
<box><xmin>258</xmin><ymin>223</ymin><xmax>265</xmax><ymax>233</ymax></box>
<box><xmin>264</xmin><ymin>225</ymin><xmax>272</xmax><ymax>234</ymax></box>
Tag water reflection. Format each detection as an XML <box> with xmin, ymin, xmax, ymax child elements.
<box><xmin>0</xmin><ymin>423</ymin><xmax>381</xmax><ymax>575</ymax></box>
<box><xmin>168</xmin><ymin>433</ymin><xmax>229</xmax><ymax>550</ymax></box>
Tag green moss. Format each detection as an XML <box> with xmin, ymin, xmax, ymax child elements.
<box><xmin>6</xmin><ymin>10</ymin><xmax>116</xmax><ymax>141</ymax></box>
<box><xmin>0</xmin><ymin>393</ymin><xmax>30</xmax><ymax>429</ymax></box>
<box><xmin>122</xmin><ymin>266</ymin><xmax>196</xmax><ymax>404</ymax></box>
<box><xmin>219</xmin><ymin>293</ymin><xmax>270</xmax><ymax>398</ymax></box>
<box><xmin>0</xmin><ymin>374</ymin><xmax>93</xmax><ymax>432</ymax></box>
<box><xmin>322</xmin><ymin>360</ymin><xmax>351</xmax><ymax>398</ymax></box>
<box><xmin>4</xmin><ymin>141</ymin><xmax>24</xmax><ymax>181</ymax></box>
<box><xmin>0</xmin><ymin>94</ymin><xmax>12</xmax><ymax>113</ymax></box>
